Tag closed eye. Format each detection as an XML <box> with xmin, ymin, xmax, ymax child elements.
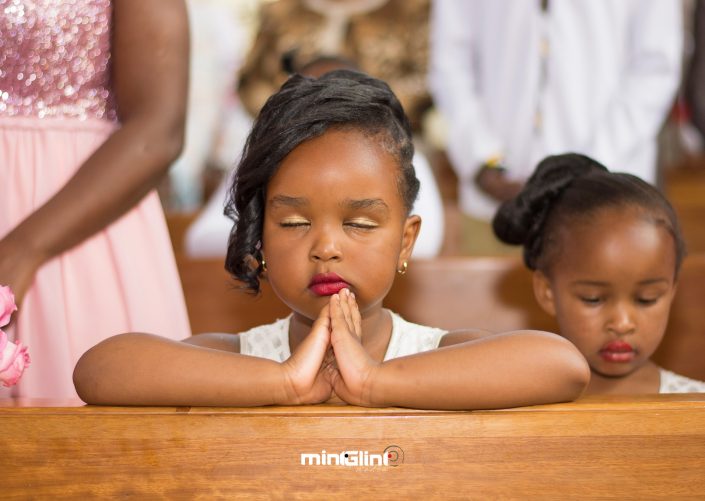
<box><xmin>636</xmin><ymin>296</ymin><xmax>660</xmax><ymax>306</ymax></box>
<box><xmin>579</xmin><ymin>296</ymin><xmax>602</xmax><ymax>305</ymax></box>
<box><xmin>280</xmin><ymin>218</ymin><xmax>310</xmax><ymax>228</ymax></box>
<box><xmin>345</xmin><ymin>220</ymin><xmax>378</xmax><ymax>230</ymax></box>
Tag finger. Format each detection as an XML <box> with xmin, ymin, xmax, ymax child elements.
<box><xmin>330</xmin><ymin>293</ymin><xmax>354</xmax><ymax>346</ymax></box>
<box><xmin>330</xmin><ymin>292</ymin><xmax>344</xmax><ymax>330</ymax></box>
<box><xmin>288</xmin><ymin>304</ymin><xmax>331</xmax><ymax>373</ymax></box>
<box><xmin>349</xmin><ymin>291</ymin><xmax>362</xmax><ymax>339</ymax></box>
<box><xmin>339</xmin><ymin>289</ymin><xmax>354</xmax><ymax>331</ymax></box>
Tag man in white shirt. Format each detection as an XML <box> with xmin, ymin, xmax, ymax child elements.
<box><xmin>687</xmin><ymin>0</ymin><xmax>705</xmax><ymax>140</ymax></box>
<box><xmin>428</xmin><ymin>0</ymin><xmax>683</xmax><ymax>255</ymax></box>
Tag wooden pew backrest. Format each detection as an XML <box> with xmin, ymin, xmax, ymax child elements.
<box><xmin>177</xmin><ymin>255</ymin><xmax>705</xmax><ymax>381</ymax></box>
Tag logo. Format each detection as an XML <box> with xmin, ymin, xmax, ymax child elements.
<box><xmin>383</xmin><ymin>445</ymin><xmax>403</xmax><ymax>467</ymax></box>
<box><xmin>300</xmin><ymin>446</ymin><xmax>404</xmax><ymax>467</ymax></box>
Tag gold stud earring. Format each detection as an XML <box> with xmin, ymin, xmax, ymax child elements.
<box><xmin>261</xmin><ymin>258</ymin><xmax>267</xmax><ymax>273</ymax></box>
<box><xmin>397</xmin><ymin>261</ymin><xmax>408</xmax><ymax>275</ymax></box>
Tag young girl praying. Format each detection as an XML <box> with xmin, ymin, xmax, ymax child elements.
<box><xmin>493</xmin><ymin>153</ymin><xmax>705</xmax><ymax>395</ymax></box>
<box><xmin>73</xmin><ymin>70</ymin><xmax>589</xmax><ymax>409</ymax></box>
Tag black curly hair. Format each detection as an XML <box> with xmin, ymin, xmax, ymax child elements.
<box><xmin>224</xmin><ymin>69</ymin><xmax>419</xmax><ymax>294</ymax></box>
<box><xmin>492</xmin><ymin>153</ymin><xmax>686</xmax><ymax>275</ymax></box>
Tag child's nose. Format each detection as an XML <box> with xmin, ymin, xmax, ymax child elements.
<box><xmin>607</xmin><ymin>303</ymin><xmax>637</xmax><ymax>336</ymax></box>
<box><xmin>309</xmin><ymin>227</ymin><xmax>342</xmax><ymax>262</ymax></box>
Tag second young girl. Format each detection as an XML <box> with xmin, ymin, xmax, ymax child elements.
<box><xmin>493</xmin><ymin>153</ymin><xmax>705</xmax><ymax>394</ymax></box>
<box><xmin>73</xmin><ymin>70</ymin><xmax>589</xmax><ymax>409</ymax></box>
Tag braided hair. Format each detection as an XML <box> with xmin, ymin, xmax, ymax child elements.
<box><xmin>492</xmin><ymin>153</ymin><xmax>686</xmax><ymax>274</ymax></box>
<box><xmin>224</xmin><ymin>69</ymin><xmax>419</xmax><ymax>294</ymax></box>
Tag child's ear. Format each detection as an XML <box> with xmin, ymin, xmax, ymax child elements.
<box><xmin>399</xmin><ymin>215</ymin><xmax>421</xmax><ymax>266</ymax></box>
<box><xmin>532</xmin><ymin>270</ymin><xmax>557</xmax><ymax>317</ymax></box>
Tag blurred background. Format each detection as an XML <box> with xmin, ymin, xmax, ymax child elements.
<box><xmin>162</xmin><ymin>0</ymin><xmax>705</xmax><ymax>261</ymax></box>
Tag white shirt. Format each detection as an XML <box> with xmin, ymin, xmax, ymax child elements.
<box><xmin>429</xmin><ymin>0</ymin><xmax>683</xmax><ymax>220</ymax></box>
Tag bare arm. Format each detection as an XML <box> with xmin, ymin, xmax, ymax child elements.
<box><xmin>368</xmin><ymin>331</ymin><xmax>589</xmax><ymax>410</ymax></box>
<box><xmin>0</xmin><ymin>0</ymin><xmax>189</xmax><ymax>303</ymax></box>
<box><xmin>73</xmin><ymin>307</ymin><xmax>336</xmax><ymax>407</ymax></box>
<box><xmin>329</xmin><ymin>291</ymin><xmax>590</xmax><ymax>410</ymax></box>
<box><xmin>73</xmin><ymin>333</ymin><xmax>287</xmax><ymax>406</ymax></box>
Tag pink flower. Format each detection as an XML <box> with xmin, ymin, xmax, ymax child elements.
<box><xmin>0</xmin><ymin>285</ymin><xmax>29</xmax><ymax>387</ymax></box>
<box><xmin>0</xmin><ymin>285</ymin><xmax>17</xmax><ymax>327</ymax></box>
<box><xmin>0</xmin><ymin>330</ymin><xmax>30</xmax><ymax>387</ymax></box>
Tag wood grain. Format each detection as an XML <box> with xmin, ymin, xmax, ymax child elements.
<box><xmin>2</xmin><ymin>395</ymin><xmax>705</xmax><ymax>498</ymax></box>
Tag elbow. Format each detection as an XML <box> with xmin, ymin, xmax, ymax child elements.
<box><xmin>73</xmin><ymin>333</ymin><xmax>138</xmax><ymax>405</ymax></box>
<box><xmin>73</xmin><ymin>345</ymin><xmax>101</xmax><ymax>404</ymax></box>
<box><xmin>73</xmin><ymin>338</ymin><xmax>111</xmax><ymax>404</ymax></box>
<box><xmin>151</xmin><ymin>114</ymin><xmax>186</xmax><ymax>169</ymax></box>
<box><xmin>123</xmin><ymin>108</ymin><xmax>187</xmax><ymax>177</ymax></box>
<box><xmin>546</xmin><ymin>333</ymin><xmax>591</xmax><ymax>401</ymax></box>
<box><xmin>161</xmin><ymin>112</ymin><xmax>187</xmax><ymax>163</ymax></box>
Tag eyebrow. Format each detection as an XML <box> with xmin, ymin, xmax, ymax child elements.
<box><xmin>269</xmin><ymin>195</ymin><xmax>390</xmax><ymax>211</ymax></box>
<box><xmin>344</xmin><ymin>198</ymin><xmax>389</xmax><ymax>211</ymax></box>
<box><xmin>571</xmin><ymin>278</ymin><xmax>671</xmax><ymax>287</ymax></box>
<box><xmin>268</xmin><ymin>195</ymin><xmax>308</xmax><ymax>208</ymax></box>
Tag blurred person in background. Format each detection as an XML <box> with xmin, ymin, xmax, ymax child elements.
<box><xmin>185</xmin><ymin>0</ymin><xmax>445</xmax><ymax>259</ymax></box>
<box><xmin>429</xmin><ymin>0</ymin><xmax>683</xmax><ymax>255</ymax></box>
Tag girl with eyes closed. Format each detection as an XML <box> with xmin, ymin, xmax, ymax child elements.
<box><xmin>493</xmin><ymin>153</ymin><xmax>705</xmax><ymax>394</ymax></box>
<box><xmin>73</xmin><ymin>70</ymin><xmax>589</xmax><ymax>409</ymax></box>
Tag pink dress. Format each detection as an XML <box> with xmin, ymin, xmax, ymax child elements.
<box><xmin>0</xmin><ymin>0</ymin><xmax>192</xmax><ymax>398</ymax></box>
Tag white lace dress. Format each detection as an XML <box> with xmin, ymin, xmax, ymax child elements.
<box><xmin>239</xmin><ymin>311</ymin><xmax>447</xmax><ymax>362</ymax></box>
<box><xmin>659</xmin><ymin>369</ymin><xmax>705</xmax><ymax>393</ymax></box>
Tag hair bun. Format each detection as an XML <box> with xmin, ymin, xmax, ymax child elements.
<box><xmin>493</xmin><ymin>153</ymin><xmax>608</xmax><ymax>260</ymax></box>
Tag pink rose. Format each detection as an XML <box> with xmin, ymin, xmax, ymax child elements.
<box><xmin>0</xmin><ymin>330</ymin><xmax>30</xmax><ymax>387</ymax></box>
<box><xmin>0</xmin><ymin>285</ymin><xmax>17</xmax><ymax>327</ymax></box>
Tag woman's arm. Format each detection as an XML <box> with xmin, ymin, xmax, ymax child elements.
<box><xmin>329</xmin><ymin>291</ymin><xmax>590</xmax><ymax>410</ymax></box>
<box><xmin>73</xmin><ymin>307</ymin><xmax>336</xmax><ymax>407</ymax></box>
<box><xmin>0</xmin><ymin>0</ymin><xmax>189</xmax><ymax>303</ymax></box>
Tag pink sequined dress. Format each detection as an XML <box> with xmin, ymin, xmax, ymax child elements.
<box><xmin>0</xmin><ymin>0</ymin><xmax>192</xmax><ymax>399</ymax></box>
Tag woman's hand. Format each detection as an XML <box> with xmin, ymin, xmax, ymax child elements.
<box><xmin>474</xmin><ymin>164</ymin><xmax>524</xmax><ymax>202</ymax></box>
<box><xmin>0</xmin><ymin>233</ymin><xmax>44</xmax><ymax>310</ymax></box>
<box><xmin>279</xmin><ymin>304</ymin><xmax>335</xmax><ymax>405</ymax></box>
<box><xmin>327</xmin><ymin>289</ymin><xmax>381</xmax><ymax>406</ymax></box>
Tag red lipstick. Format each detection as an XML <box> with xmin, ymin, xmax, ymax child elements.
<box><xmin>599</xmin><ymin>340</ymin><xmax>635</xmax><ymax>363</ymax></box>
<box><xmin>308</xmin><ymin>273</ymin><xmax>350</xmax><ymax>296</ymax></box>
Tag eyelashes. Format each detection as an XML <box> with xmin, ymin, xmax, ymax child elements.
<box><xmin>577</xmin><ymin>295</ymin><xmax>664</xmax><ymax>306</ymax></box>
<box><xmin>278</xmin><ymin>219</ymin><xmax>379</xmax><ymax>230</ymax></box>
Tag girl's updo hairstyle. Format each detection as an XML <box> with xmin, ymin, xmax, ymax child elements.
<box><xmin>224</xmin><ymin>69</ymin><xmax>419</xmax><ymax>293</ymax></box>
<box><xmin>492</xmin><ymin>153</ymin><xmax>686</xmax><ymax>275</ymax></box>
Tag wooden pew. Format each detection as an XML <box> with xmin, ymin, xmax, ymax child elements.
<box><xmin>176</xmin><ymin>254</ymin><xmax>705</xmax><ymax>382</ymax></box>
<box><xmin>2</xmin><ymin>394</ymin><xmax>705</xmax><ymax>497</ymax></box>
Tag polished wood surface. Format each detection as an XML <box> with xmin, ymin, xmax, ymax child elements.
<box><xmin>177</xmin><ymin>254</ymin><xmax>705</xmax><ymax>381</ymax></box>
<box><xmin>2</xmin><ymin>394</ymin><xmax>705</xmax><ymax>498</ymax></box>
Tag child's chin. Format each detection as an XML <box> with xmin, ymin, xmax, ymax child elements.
<box><xmin>591</xmin><ymin>361</ymin><xmax>639</xmax><ymax>379</ymax></box>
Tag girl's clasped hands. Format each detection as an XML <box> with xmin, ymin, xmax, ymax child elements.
<box><xmin>283</xmin><ymin>289</ymin><xmax>377</xmax><ymax>406</ymax></box>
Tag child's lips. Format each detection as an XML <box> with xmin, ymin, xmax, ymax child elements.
<box><xmin>599</xmin><ymin>340</ymin><xmax>636</xmax><ymax>363</ymax></box>
<box><xmin>308</xmin><ymin>273</ymin><xmax>350</xmax><ymax>296</ymax></box>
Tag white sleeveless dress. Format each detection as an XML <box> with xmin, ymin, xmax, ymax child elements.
<box><xmin>239</xmin><ymin>311</ymin><xmax>447</xmax><ymax>362</ymax></box>
<box><xmin>659</xmin><ymin>369</ymin><xmax>705</xmax><ymax>393</ymax></box>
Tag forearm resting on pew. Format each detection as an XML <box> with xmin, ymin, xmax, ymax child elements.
<box><xmin>348</xmin><ymin>330</ymin><xmax>591</xmax><ymax>410</ymax></box>
<box><xmin>72</xmin><ymin>333</ymin><xmax>310</xmax><ymax>407</ymax></box>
